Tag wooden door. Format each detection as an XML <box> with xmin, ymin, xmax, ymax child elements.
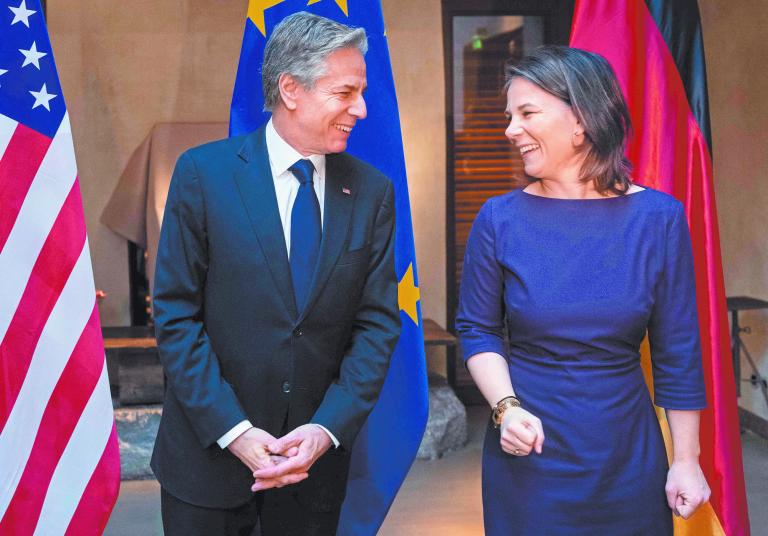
<box><xmin>443</xmin><ymin>0</ymin><xmax>575</xmax><ymax>403</ymax></box>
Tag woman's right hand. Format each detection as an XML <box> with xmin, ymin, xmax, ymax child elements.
<box><xmin>500</xmin><ymin>407</ymin><xmax>545</xmax><ymax>456</ymax></box>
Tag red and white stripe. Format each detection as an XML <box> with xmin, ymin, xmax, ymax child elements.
<box><xmin>0</xmin><ymin>113</ymin><xmax>120</xmax><ymax>535</ymax></box>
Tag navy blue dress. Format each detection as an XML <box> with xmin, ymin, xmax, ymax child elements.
<box><xmin>456</xmin><ymin>188</ymin><xmax>707</xmax><ymax>536</ymax></box>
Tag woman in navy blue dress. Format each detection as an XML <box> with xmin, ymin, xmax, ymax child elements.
<box><xmin>456</xmin><ymin>46</ymin><xmax>711</xmax><ymax>535</ymax></box>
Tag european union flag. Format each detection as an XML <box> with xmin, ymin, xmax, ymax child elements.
<box><xmin>229</xmin><ymin>1</ymin><xmax>428</xmax><ymax>534</ymax></box>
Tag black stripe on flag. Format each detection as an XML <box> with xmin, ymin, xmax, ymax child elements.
<box><xmin>644</xmin><ymin>0</ymin><xmax>712</xmax><ymax>153</ymax></box>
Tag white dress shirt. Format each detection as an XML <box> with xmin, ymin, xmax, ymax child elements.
<box><xmin>217</xmin><ymin>119</ymin><xmax>339</xmax><ymax>450</ymax></box>
<box><xmin>265</xmin><ymin>119</ymin><xmax>326</xmax><ymax>249</ymax></box>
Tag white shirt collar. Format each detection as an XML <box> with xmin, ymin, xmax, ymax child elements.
<box><xmin>265</xmin><ymin>118</ymin><xmax>326</xmax><ymax>180</ymax></box>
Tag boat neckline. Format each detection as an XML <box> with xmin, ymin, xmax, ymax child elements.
<box><xmin>519</xmin><ymin>187</ymin><xmax>649</xmax><ymax>201</ymax></box>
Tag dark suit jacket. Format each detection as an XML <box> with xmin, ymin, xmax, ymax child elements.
<box><xmin>150</xmin><ymin>125</ymin><xmax>400</xmax><ymax>511</ymax></box>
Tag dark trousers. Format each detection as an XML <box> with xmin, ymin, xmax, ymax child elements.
<box><xmin>161</xmin><ymin>487</ymin><xmax>342</xmax><ymax>536</ymax></box>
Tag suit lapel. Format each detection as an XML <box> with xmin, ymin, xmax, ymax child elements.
<box><xmin>233</xmin><ymin>127</ymin><xmax>298</xmax><ymax>318</ymax></box>
<box><xmin>298</xmin><ymin>153</ymin><xmax>356</xmax><ymax>323</ymax></box>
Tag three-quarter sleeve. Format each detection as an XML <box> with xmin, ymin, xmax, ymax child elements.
<box><xmin>647</xmin><ymin>203</ymin><xmax>707</xmax><ymax>409</ymax></box>
<box><xmin>456</xmin><ymin>200</ymin><xmax>508</xmax><ymax>362</ymax></box>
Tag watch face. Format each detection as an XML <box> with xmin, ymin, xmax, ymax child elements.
<box><xmin>492</xmin><ymin>406</ymin><xmax>505</xmax><ymax>427</ymax></box>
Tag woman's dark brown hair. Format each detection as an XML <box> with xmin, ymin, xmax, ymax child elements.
<box><xmin>505</xmin><ymin>45</ymin><xmax>633</xmax><ymax>195</ymax></box>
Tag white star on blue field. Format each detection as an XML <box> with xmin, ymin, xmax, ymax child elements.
<box><xmin>1</xmin><ymin>0</ymin><xmax>64</xmax><ymax>137</ymax></box>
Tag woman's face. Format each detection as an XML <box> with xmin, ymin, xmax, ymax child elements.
<box><xmin>505</xmin><ymin>77</ymin><xmax>585</xmax><ymax>181</ymax></box>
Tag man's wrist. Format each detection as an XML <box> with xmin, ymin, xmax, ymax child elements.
<box><xmin>217</xmin><ymin>420</ymin><xmax>253</xmax><ymax>449</ymax></box>
<box><xmin>311</xmin><ymin>423</ymin><xmax>340</xmax><ymax>448</ymax></box>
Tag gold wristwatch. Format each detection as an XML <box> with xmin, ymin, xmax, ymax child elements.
<box><xmin>492</xmin><ymin>395</ymin><xmax>521</xmax><ymax>428</ymax></box>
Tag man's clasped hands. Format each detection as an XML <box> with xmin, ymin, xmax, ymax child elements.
<box><xmin>227</xmin><ymin>424</ymin><xmax>333</xmax><ymax>492</ymax></box>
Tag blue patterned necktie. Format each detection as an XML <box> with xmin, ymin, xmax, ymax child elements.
<box><xmin>289</xmin><ymin>159</ymin><xmax>321</xmax><ymax>312</ymax></box>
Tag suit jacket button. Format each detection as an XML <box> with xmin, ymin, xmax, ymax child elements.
<box><xmin>293</xmin><ymin>328</ymin><xmax>303</xmax><ymax>337</ymax></box>
<box><xmin>282</xmin><ymin>381</ymin><xmax>291</xmax><ymax>393</ymax></box>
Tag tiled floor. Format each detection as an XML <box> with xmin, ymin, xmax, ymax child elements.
<box><xmin>105</xmin><ymin>406</ymin><xmax>768</xmax><ymax>535</ymax></box>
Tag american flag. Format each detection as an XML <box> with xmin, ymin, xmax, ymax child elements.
<box><xmin>0</xmin><ymin>1</ymin><xmax>120</xmax><ymax>534</ymax></box>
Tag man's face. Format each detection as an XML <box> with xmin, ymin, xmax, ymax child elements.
<box><xmin>291</xmin><ymin>47</ymin><xmax>367</xmax><ymax>155</ymax></box>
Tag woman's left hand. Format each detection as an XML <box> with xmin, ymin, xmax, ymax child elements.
<box><xmin>664</xmin><ymin>460</ymin><xmax>711</xmax><ymax>519</ymax></box>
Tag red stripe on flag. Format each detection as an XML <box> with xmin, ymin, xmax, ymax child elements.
<box><xmin>689</xmin><ymin>133</ymin><xmax>748</xmax><ymax>536</ymax></box>
<box><xmin>64</xmin><ymin>424</ymin><xmax>121</xmax><ymax>536</ymax></box>
<box><xmin>0</xmin><ymin>123</ymin><xmax>53</xmax><ymax>252</ymax></box>
<box><xmin>0</xmin><ymin>305</ymin><xmax>103</xmax><ymax>534</ymax></box>
<box><xmin>571</xmin><ymin>2</ymin><xmax>750</xmax><ymax>534</ymax></box>
<box><xmin>0</xmin><ymin>180</ymin><xmax>86</xmax><ymax>432</ymax></box>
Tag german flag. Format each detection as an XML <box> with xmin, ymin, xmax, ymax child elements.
<box><xmin>570</xmin><ymin>1</ymin><xmax>749</xmax><ymax>535</ymax></box>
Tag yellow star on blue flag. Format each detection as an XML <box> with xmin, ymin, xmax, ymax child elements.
<box><xmin>230</xmin><ymin>2</ymin><xmax>428</xmax><ymax>534</ymax></box>
<box><xmin>307</xmin><ymin>0</ymin><xmax>348</xmax><ymax>16</ymax></box>
<box><xmin>247</xmin><ymin>0</ymin><xmax>286</xmax><ymax>36</ymax></box>
<box><xmin>398</xmin><ymin>263</ymin><xmax>420</xmax><ymax>326</ymax></box>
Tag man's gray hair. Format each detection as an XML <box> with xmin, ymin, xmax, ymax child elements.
<box><xmin>262</xmin><ymin>12</ymin><xmax>368</xmax><ymax>111</ymax></box>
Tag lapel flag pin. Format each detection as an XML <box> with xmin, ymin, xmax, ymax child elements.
<box><xmin>342</xmin><ymin>186</ymin><xmax>351</xmax><ymax>195</ymax></box>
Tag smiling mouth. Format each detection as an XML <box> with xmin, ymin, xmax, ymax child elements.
<box><xmin>519</xmin><ymin>143</ymin><xmax>540</xmax><ymax>155</ymax></box>
<box><xmin>334</xmin><ymin>124</ymin><xmax>353</xmax><ymax>133</ymax></box>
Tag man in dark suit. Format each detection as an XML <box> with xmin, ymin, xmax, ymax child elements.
<box><xmin>151</xmin><ymin>12</ymin><xmax>400</xmax><ymax>535</ymax></box>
